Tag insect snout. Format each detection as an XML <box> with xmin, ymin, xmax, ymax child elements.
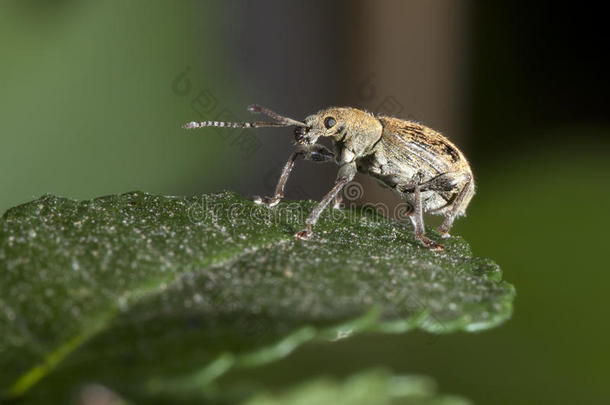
<box><xmin>294</xmin><ymin>126</ymin><xmax>312</xmax><ymax>144</ymax></box>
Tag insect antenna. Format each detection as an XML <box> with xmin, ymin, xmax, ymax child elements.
<box><xmin>183</xmin><ymin>105</ymin><xmax>307</xmax><ymax>130</ymax></box>
<box><xmin>183</xmin><ymin>120</ymin><xmax>287</xmax><ymax>129</ymax></box>
<box><xmin>247</xmin><ymin>104</ymin><xmax>308</xmax><ymax>127</ymax></box>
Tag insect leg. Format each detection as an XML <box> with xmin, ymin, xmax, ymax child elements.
<box><xmin>399</xmin><ymin>172</ymin><xmax>463</xmax><ymax>193</ymax></box>
<box><xmin>295</xmin><ymin>163</ymin><xmax>356</xmax><ymax>240</ymax></box>
<box><xmin>408</xmin><ymin>178</ymin><xmax>444</xmax><ymax>251</ymax></box>
<box><xmin>255</xmin><ymin>151</ymin><xmax>302</xmax><ymax>207</ymax></box>
<box><xmin>438</xmin><ymin>174</ymin><xmax>474</xmax><ymax>238</ymax></box>
<box><xmin>255</xmin><ymin>145</ymin><xmax>334</xmax><ymax>207</ymax></box>
<box><xmin>333</xmin><ymin>194</ymin><xmax>343</xmax><ymax>209</ymax></box>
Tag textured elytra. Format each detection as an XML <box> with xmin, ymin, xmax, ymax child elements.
<box><xmin>0</xmin><ymin>191</ymin><xmax>514</xmax><ymax>403</ymax></box>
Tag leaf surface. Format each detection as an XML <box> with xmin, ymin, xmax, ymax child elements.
<box><xmin>0</xmin><ymin>191</ymin><xmax>514</xmax><ymax>402</ymax></box>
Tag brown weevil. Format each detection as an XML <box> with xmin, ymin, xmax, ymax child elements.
<box><xmin>184</xmin><ymin>105</ymin><xmax>474</xmax><ymax>251</ymax></box>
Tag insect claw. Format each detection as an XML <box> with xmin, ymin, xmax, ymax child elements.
<box><xmin>429</xmin><ymin>243</ymin><xmax>444</xmax><ymax>251</ymax></box>
<box><xmin>416</xmin><ymin>235</ymin><xmax>444</xmax><ymax>251</ymax></box>
<box><xmin>294</xmin><ymin>229</ymin><xmax>312</xmax><ymax>240</ymax></box>
<box><xmin>253</xmin><ymin>195</ymin><xmax>280</xmax><ymax>207</ymax></box>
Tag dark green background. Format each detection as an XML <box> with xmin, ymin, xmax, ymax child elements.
<box><xmin>1</xmin><ymin>1</ymin><xmax>608</xmax><ymax>404</ymax></box>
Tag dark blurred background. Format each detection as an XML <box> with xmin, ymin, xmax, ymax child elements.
<box><xmin>1</xmin><ymin>1</ymin><xmax>609</xmax><ymax>404</ymax></box>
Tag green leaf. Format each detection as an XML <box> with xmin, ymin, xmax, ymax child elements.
<box><xmin>240</xmin><ymin>369</ymin><xmax>472</xmax><ymax>405</ymax></box>
<box><xmin>0</xmin><ymin>191</ymin><xmax>514</xmax><ymax>403</ymax></box>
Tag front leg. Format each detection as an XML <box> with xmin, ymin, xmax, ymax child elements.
<box><xmin>295</xmin><ymin>163</ymin><xmax>356</xmax><ymax>240</ymax></box>
<box><xmin>255</xmin><ymin>145</ymin><xmax>334</xmax><ymax>207</ymax></box>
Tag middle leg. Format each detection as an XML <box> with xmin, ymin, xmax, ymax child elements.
<box><xmin>295</xmin><ymin>163</ymin><xmax>356</xmax><ymax>240</ymax></box>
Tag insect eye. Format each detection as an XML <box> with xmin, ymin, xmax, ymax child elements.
<box><xmin>324</xmin><ymin>116</ymin><xmax>337</xmax><ymax>129</ymax></box>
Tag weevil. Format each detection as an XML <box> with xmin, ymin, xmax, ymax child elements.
<box><xmin>184</xmin><ymin>105</ymin><xmax>474</xmax><ymax>251</ymax></box>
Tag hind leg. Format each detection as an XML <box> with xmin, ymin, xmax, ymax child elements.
<box><xmin>411</xmin><ymin>181</ymin><xmax>444</xmax><ymax>251</ymax></box>
<box><xmin>401</xmin><ymin>172</ymin><xmax>474</xmax><ymax>239</ymax></box>
<box><xmin>399</xmin><ymin>174</ymin><xmax>444</xmax><ymax>251</ymax></box>
<box><xmin>437</xmin><ymin>175</ymin><xmax>474</xmax><ymax>238</ymax></box>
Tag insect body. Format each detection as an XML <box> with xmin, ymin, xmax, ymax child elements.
<box><xmin>184</xmin><ymin>105</ymin><xmax>474</xmax><ymax>251</ymax></box>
